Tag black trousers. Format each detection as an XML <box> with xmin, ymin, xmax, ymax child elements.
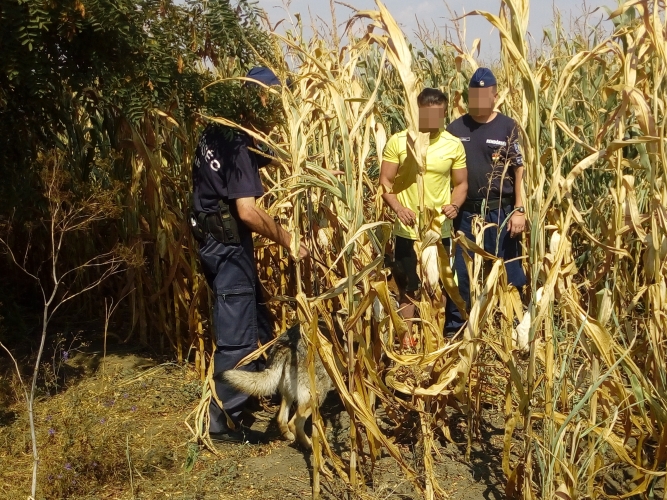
<box><xmin>198</xmin><ymin>232</ymin><xmax>273</xmax><ymax>432</ymax></box>
<box><xmin>393</xmin><ymin>235</ymin><xmax>451</xmax><ymax>294</ymax></box>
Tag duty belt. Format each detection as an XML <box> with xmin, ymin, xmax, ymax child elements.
<box><xmin>461</xmin><ymin>196</ymin><xmax>514</xmax><ymax>214</ymax></box>
<box><xmin>188</xmin><ymin>200</ymin><xmax>241</xmax><ymax>244</ymax></box>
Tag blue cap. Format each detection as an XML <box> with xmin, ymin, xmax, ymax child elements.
<box><xmin>245</xmin><ymin>66</ymin><xmax>281</xmax><ymax>87</ymax></box>
<box><xmin>469</xmin><ymin>67</ymin><xmax>497</xmax><ymax>88</ymax></box>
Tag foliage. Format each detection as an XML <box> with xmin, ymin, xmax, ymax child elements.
<box><xmin>0</xmin><ymin>0</ymin><xmax>274</xmax><ymax>201</ymax></box>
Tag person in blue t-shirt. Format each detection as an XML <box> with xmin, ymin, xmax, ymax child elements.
<box><xmin>444</xmin><ymin>68</ymin><xmax>527</xmax><ymax>335</ymax></box>
<box><xmin>191</xmin><ymin>67</ymin><xmax>309</xmax><ymax>443</ymax></box>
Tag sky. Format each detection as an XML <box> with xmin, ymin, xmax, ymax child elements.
<box><xmin>254</xmin><ymin>0</ymin><xmax>615</xmax><ymax>62</ymax></box>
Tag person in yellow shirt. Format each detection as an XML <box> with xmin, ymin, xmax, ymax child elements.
<box><xmin>379</xmin><ymin>88</ymin><xmax>468</xmax><ymax>348</ymax></box>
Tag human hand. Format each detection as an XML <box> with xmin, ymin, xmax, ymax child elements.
<box><xmin>441</xmin><ymin>204</ymin><xmax>459</xmax><ymax>220</ymax></box>
<box><xmin>395</xmin><ymin>206</ymin><xmax>417</xmax><ymax>227</ymax></box>
<box><xmin>508</xmin><ymin>211</ymin><xmax>526</xmax><ymax>238</ymax></box>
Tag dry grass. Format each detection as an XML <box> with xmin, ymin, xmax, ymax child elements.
<box><xmin>3</xmin><ymin>345</ymin><xmax>507</xmax><ymax>500</ymax></box>
<box><xmin>0</xmin><ymin>353</ymin><xmax>200</xmax><ymax>499</ymax></box>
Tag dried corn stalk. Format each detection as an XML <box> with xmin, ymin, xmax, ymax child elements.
<box><xmin>184</xmin><ymin>1</ymin><xmax>667</xmax><ymax>499</ymax></box>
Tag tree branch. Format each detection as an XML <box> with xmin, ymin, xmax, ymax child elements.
<box><xmin>0</xmin><ymin>342</ymin><xmax>29</xmax><ymax>408</ymax></box>
<box><xmin>48</xmin><ymin>262</ymin><xmax>125</xmax><ymax>322</ymax></box>
<box><xmin>0</xmin><ymin>236</ymin><xmax>47</xmax><ymax>303</ymax></box>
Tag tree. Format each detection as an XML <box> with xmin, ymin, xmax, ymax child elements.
<box><xmin>0</xmin><ymin>0</ymin><xmax>275</xmax><ymax>209</ymax></box>
<box><xmin>0</xmin><ymin>0</ymin><xmax>277</xmax><ymax>348</ymax></box>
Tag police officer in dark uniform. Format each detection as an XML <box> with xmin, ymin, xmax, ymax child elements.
<box><xmin>444</xmin><ymin>68</ymin><xmax>527</xmax><ymax>335</ymax></box>
<box><xmin>190</xmin><ymin>67</ymin><xmax>309</xmax><ymax>443</ymax></box>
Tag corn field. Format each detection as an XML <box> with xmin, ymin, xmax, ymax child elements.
<box><xmin>79</xmin><ymin>0</ymin><xmax>667</xmax><ymax>498</ymax></box>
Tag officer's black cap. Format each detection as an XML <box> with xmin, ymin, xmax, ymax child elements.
<box><xmin>469</xmin><ymin>67</ymin><xmax>497</xmax><ymax>88</ymax></box>
<box><xmin>245</xmin><ymin>66</ymin><xmax>281</xmax><ymax>87</ymax></box>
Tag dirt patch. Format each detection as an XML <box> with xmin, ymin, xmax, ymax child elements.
<box><xmin>0</xmin><ymin>349</ymin><xmax>507</xmax><ymax>499</ymax></box>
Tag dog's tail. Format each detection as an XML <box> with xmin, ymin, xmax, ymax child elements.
<box><xmin>220</xmin><ymin>358</ymin><xmax>285</xmax><ymax>397</ymax></box>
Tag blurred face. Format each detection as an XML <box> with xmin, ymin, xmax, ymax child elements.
<box><xmin>468</xmin><ymin>86</ymin><xmax>497</xmax><ymax>116</ymax></box>
<box><xmin>418</xmin><ymin>104</ymin><xmax>446</xmax><ymax>133</ymax></box>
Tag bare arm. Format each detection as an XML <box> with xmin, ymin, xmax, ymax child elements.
<box><xmin>236</xmin><ymin>197</ymin><xmax>308</xmax><ymax>258</ymax></box>
<box><xmin>379</xmin><ymin>160</ymin><xmax>416</xmax><ymax>226</ymax></box>
<box><xmin>442</xmin><ymin>168</ymin><xmax>468</xmax><ymax>219</ymax></box>
<box><xmin>513</xmin><ymin>165</ymin><xmax>524</xmax><ymax>208</ymax></box>
<box><xmin>379</xmin><ymin>160</ymin><xmax>402</xmax><ymax>213</ymax></box>
<box><xmin>508</xmin><ymin>165</ymin><xmax>526</xmax><ymax>237</ymax></box>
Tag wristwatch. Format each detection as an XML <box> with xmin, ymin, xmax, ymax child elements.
<box><xmin>514</xmin><ymin>206</ymin><xmax>525</xmax><ymax>213</ymax></box>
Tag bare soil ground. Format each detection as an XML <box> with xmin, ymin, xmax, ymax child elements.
<box><xmin>0</xmin><ymin>345</ymin><xmax>506</xmax><ymax>500</ymax></box>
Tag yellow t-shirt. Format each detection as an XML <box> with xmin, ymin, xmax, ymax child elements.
<box><xmin>383</xmin><ymin>129</ymin><xmax>467</xmax><ymax>239</ymax></box>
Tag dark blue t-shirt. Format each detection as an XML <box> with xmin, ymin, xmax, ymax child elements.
<box><xmin>192</xmin><ymin>125</ymin><xmax>271</xmax><ymax>215</ymax></box>
<box><xmin>446</xmin><ymin>113</ymin><xmax>523</xmax><ymax>200</ymax></box>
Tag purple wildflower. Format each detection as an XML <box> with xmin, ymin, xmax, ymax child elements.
<box><xmin>100</xmin><ymin>418</ymin><xmax>106</xmax><ymax>424</ymax></box>
<box><xmin>48</xmin><ymin>428</ymin><xmax>55</xmax><ymax>436</ymax></box>
<box><xmin>92</xmin><ymin>462</ymin><xmax>98</xmax><ymax>468</ymax></box>
<box><xmin>62</xmin><ymin>350</ymin><xmax>69</xmax><ymax>362</ymax></box>
<box><xmin>131</xmin><ymin>405</ymin><xmax>137</xmax><ymax>412</ymax></box>
<box><xmin>64</xmin><ymin>463</ymin><xmax>72</xmax><ymax>470</ymax></box>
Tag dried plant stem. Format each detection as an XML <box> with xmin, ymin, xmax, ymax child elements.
<box><xmin>102</xmin><ymin>293</ymin><xmax>129</xmax><ymax>376</ymax></box>
<box><xmin>305</xmin><ymin>311</ymin><xmax>322</xmax><ymax>500</ymax></box>
<box><xmin>126</xmin><ymin>434</ymin><xmax>135</xmax><ymax>499</ymax></box>
<box><xmin>587</xmin><ymin>357</ymin><xmax>600</xmax><ymax>498</ymax></box>
<box><xmin>346</xmin><ymin>254</ymin><xmax>359</xmax><ymax>491</ymax></box>
<box><xmin>174</xmin><ymin>284</ymin><xmax>183</xmax><ymax>363</ymax></box>
<box><xmin>418</xmin><ymin>397</ymin><xmax>437</xmax><ymax>500</ymax></box>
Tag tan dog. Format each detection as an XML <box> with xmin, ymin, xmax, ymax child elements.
<box><xmin>219</xmin><ymin>322</ymin><xmax>333</xmax><ymax>449</ymax></box>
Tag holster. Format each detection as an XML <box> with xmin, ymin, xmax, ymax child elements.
<box><xmin>188</xmin><ymin>209</ymin><xmax>207</xmax><ymax>243</ymax></box>
<box><xmin>210</xmin><ymin>200</ymin><xmax>241</xmax><ymax>244</ymax></box>
<box><xmin>188</xmin><ymin>200</ymin><xmax>241</xmax><ymax>245</ymax></box>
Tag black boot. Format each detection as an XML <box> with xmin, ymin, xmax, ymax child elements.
<box><xmin>208</xmin><ymin>421</ymin><xmax>269</xmax><ymax>445</ymax></box>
